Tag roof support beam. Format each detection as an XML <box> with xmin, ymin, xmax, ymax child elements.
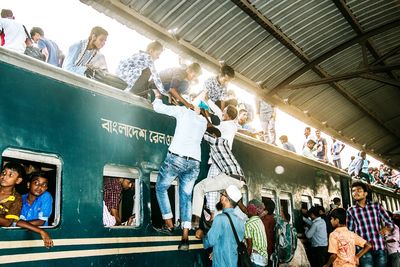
<box><xmin>285</xmin><ymin>64</ymin><xmax>400</xmax><ymax>89</ymax></box>
<box><xmin>360</xmin><ymin>74</ymin><xmax>400</xmax><ymax>88</ymax></box>
<box><xmin>371</xmin><ymin>45</ymin><xmax>400</xmax><ymax>66</ymax></box>
<box><xmin>332</xmin><ymin>0</ymin><xmax>397</xmax><ymax>79</ymax></box>
<box><xmin>269</xmin><ymin>18</ymin><xmax>400</xmax><ymax>95</ymax></box>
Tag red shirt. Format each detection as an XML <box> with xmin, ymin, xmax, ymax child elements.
<box><xmin>261</xmin><ymin>213</ymin><xmax>276</xmax><ymax>255</ymax></box>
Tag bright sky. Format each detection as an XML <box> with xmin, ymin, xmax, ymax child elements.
<box><xmin>1</xmin><ymin>0</ymin><xmax>384</xmax><ymax>169</ymax></box>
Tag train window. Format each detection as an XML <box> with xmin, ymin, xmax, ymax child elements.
<box><xmin>313</xmin><ymin>197</ymin><xmax>323</xmax><ymax>207</ymax></box>
<box><xmin>103</xmin><ymin>165</ymin><xmax>140</xmax><ymax>227</ymax></box>
<box><xmin>261</xmin><ymin>189</ymin><xmax>277</xmax><ymax>215</ymax></box>
<box><xmin>150</xmin><ymin>171</ymin><xmax>179</xmax><ymax>228</ymax></box>
<box><xmin>279</xmin><ymin>192</ymin><xmax>293</xmax><ymax>224</ymax></box>
<box><xmin>301</xmin><ymin>195</ymin><xmax>312</xmax><ymax>210</ymax></box>
<box><xmin>1</xmin><ymin>148</ymin><xmax>62</xmax><ymax>228</ymax></box>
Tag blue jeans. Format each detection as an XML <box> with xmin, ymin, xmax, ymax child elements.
<box><xmin>156</xmin><ymin>152</ymin><xmax>200</xmax><ymax>229</ymax></box>
<box><xmin>359</xmin><ymin>250</ymin><xmax>387</xmax><ymax>267</ymax></box>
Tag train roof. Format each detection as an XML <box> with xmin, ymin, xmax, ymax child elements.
<box><xmin>80</xmin><ymin>0</ymin><xmax>400</xmax><ymax>168</ymax></box>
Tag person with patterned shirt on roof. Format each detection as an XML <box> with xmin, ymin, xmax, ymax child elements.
<box><xmin>347</xmin><ymin>181</ymin><xmax>394</xmax><ymax>267</ymax></box>
<box><xmin>117</xmin><ymin>41</ymin><xmax>164</xmax><ymax>95</ymax></box>
<box><xmin>200</xmin><ymin>64</ymin><xmax>235</xmax><ymax>111</ymax></box>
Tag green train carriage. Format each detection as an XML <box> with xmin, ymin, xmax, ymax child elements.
<box><xmin>0</xmin><ymin>48</ymin><xmax>398</xmax><ymax>266</ymax></box>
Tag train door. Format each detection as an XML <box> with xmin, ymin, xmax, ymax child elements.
<box><xmin>150</xmin><ymin>171</ymin><xmax>179</xmax><ymax>228</ymax></box>
<box><xmin>340</xmin><ymin>177</ymin><xmax>351</xmax><ymax>209</ymax></box>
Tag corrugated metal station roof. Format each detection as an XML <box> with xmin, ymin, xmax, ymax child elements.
<box><xmin>81</xmin><ymin>0</ymin><xmax>400</xmax><ymax>168</ymax></box>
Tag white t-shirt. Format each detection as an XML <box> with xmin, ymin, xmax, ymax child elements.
<box><xmin>0</xmin><ymin>18</ymin><xmax>26</xmax><ymax>53</ymax></box>
<box><xmin>217</xmin><ymin>120</ymin><xmax>238</xmax><ymax>149</ymax></box>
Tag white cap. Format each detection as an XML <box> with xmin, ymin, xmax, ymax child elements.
<box><xmin>226</xmin><ymin>185</ymin><xmax>242</xmax><ymax>203</ymax></box>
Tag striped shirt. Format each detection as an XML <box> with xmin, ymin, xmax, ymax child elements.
<box><xmin>203</xmin><ymin>133</ymin><xmax>244</xmax><ymax>178</ymax></box>
<box><xmin>245</xmin><ymin>216</ymin><xmax>268</xmax><ymax>258</ymax></box>
<box><xmin>347</xmin><ymin>202</ymin><xmax>393</xmax><ymax>250</ymax></box>
<box><xmin>103</xmin><ymin>177</ymin><xmax>122</xmax><ymax>211</ymax></box>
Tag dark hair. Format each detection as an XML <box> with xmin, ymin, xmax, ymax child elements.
<box><xmin>206</xmin><ymin>127</ymin><xmax>221</xmax><ymax>138</ymax></box>
<box><xmin>333</xmin><ymin>197</ymin><xmax>341</xmax><ymax>205</ymax></box>
<box><xmin>225</xmin><ymin>105</ymin><xmax>238</xmax><ymax>120</ymax></box>
<box><xmin>29</xmin><ymin>171</ymin><xmax>49</xmax><ymax>182</ymax></box>
<box><xmin>265</xmin><ymin>198</ymin><xmax>276</xmax><ymax>215</ymax></box>
<box><xmin>351</xmin><ymin>181</ymin><xmax>368</xmax><ymax>192</ymax></box>
<box><xmin>316</xmin><ymin>205</ymin><xmax>326</xmax><ymax>214</ymax></box>
<box><xmin>308</xmin><ymin>206</ymin><xmax>320</xmax><ymax>217</ymax></box>
<box><xmin>90</xmin><ymin>26</ymin><xmax>108</xmax><ymax>38</ymax></box>
<box><xmin>147</xmin><ymin>41</ymin><xmax>163</xmax><ymax>52</ymax></box>
<box><xmin>330</xmin><ymin>208</ymin><xmax>347</xmax><ymax>224</ymax></box>
<box><xmin>30</xmin><ymin>27</ymin><xmax>44</xmax><ymax>37</ymax></box>
<box><xmin>220</xmin><ymin>65</ymin><xmax>235</xmax><ymax>78</ymax></box>
<box><xmin>1</xmin><ymin>9</ymin><xmax>13</xmax><ymax>18</ymax></box>
<box><xmin>3</xmin><ymin>162</ymin><xmax>26</xmax><ymax>180</ymax></box>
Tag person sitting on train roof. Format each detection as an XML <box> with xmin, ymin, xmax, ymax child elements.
<box><xmin>30</xmin><ymin>27</ymin><xmax>64</xmax><ymax>67</ymax></box>
<box><xmin>302</xmin><ymin>139</ymin><xmax>319</xmax><ymax>160</ymax></box>
<box><xmin>237</xmin><ymin>108</ymin><xmax>263</xmax><ymax>139</ymax></box>
<box><xmin>20</xmin><ymin>172</ymin><xmax>53</xmax><ymax>226</ymax></box>
<box><xmin>149</xmin><ymin>63</ymin><xmax>202</xmax><ymax>110</ymax></box>
<box><xmin>103</xmin><ymin>176</ymin><xmax>134</xmax><ymax>226</ymax></box>
<box><xmin>0</xmin><ymin>162</ymin><xmax>53</xmax><ymax>248</ymax></box>
<box><xmin>117</xmin><ymin>41</ymin><xmax>164</xmax><ymax>96</ymax></box>
<box><xmin>62</xmin><ymin>26</ymin><xmax>108</xmax><ymax>76</ymax></box>
<box><xmin>347</xmin><ymin>181</ymin><xmax>394</xmax><ymax>266</ymax></box>
<box><xmin>279</xmin><ymin>134</ymin><xmax>296</xmax><ymax>153</ymax></box>
<box><xmin>152</xmin><ymin>89</ymin><xmax>207</xmax><ymax>251</ymax></box>
<box><xmin>191</xmin><ymin>126</ymin><xmax>246</xmax><ymax>230</ymax></box>
<box><xmin>196</xmin><ymin>64</ymin><xmax>235</xmax><ymax>112</ymax></box>
<box><xmin>0</xmin><ymin>9</ymin><xmax>27</xmax><ymax>53</ymax></box>
<box><xmin>323</xmin><ymin>208</ymin><xmax>372</xmax><ymax>267</ymax></box>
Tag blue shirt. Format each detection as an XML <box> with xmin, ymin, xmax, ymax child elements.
<box><xmin>305</xmin><ymin>217</ymin><xmax>328</xmax><ymax>247</ymax></box>
<box><xmin>37</xmin><ymin>38</ymin><xmax>61</xmax><ymax>67</ymax></box>
<box><xmin>204</xmin><ymin>208</ymin><xmax>245</xmax><ymax>267</ymax></box>
<box><xmin>20</xmin><ymin>191</ymin><xmax>53</xmax><ymax>226</ymax></box>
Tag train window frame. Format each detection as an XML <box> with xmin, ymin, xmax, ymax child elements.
<box><xmin>313</xmin><ymin>197</ymin><xmax>323</xmax><ymax>207</ymax></box>
<box><xmin>1</xmin><ymin>148</ymin><xmax>62</xmax><ymax>228</ymax></box>
<box><xmin>150</xmin><ymin>171</ymin><xmax>180</xmax><ymax>226</ymax></box>
<box><xmin>279</xmin><ymin>192</ymin><xmax>294</xmax><ymax>224</ymax></box>
<box><xmin>301</xmin><ymin>195</ymin><xmax>312</xmax><ymax>210</ymax></box>
<box><xmin>103</xmin><ymin>164</ymin><xmax>140</xmax><ymax>228</ymax></box>
<box><xmin>261</xmin><ymin>188</ymin><xmax>278</xmax><ymax>212</ymax></box>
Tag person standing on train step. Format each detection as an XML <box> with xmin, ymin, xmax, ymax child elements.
<box><xmin>0</xmin><ymin>9</ymin><xmax>26</xmax><ymax>53</ymax></box>
<box><xmin>191</xmin><ymin>126</ymin><xmax>246</xmax><ymax>231</ymax></box>
<box><xmin>197</xmin><ymin>185</ymin><xmax>245</xmax><ymax>267</ymax></box>
<box><xmin>117</xmin><ymin>41</ymin><xmax>164</xmax><ymax>96</ymax></box>
<box><xmin>305</xmin><ymin>206</ymin><xmax>328</xmax><ymax>267</ymax></box>
<box><xmin>347</xmin><ymin>181</ymin><xmax>394</xmax><ymax>267</ymax></box>
<box><xmin>152</xmin><ymin>90</ymin><xmax>207</xmax><ymax>251</ymax></box>
<box><xmin>30</xmin><ymin>27</ymin><xmax>64</xmax><ymax>67</ymax></box>
<box><xmin>63</xmin><ymin>26</ymin><xmax>108</xmax><ymax>76</ymax></box>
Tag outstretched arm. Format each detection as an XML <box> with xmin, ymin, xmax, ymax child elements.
<box><xmin>16</xmin><ymin>220</ymin><xmax>54</xmax><ymax>248</ymax></box>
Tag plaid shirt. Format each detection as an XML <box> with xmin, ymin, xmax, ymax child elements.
<box><xmin>203</xmin><ymin>133</ymin><xmax>244</xmax><ymax>178</ymax></box>
<box><xmin>204</xmin><ymin>76</ymin><xmax>227</xmax><ymax>102</ymax></box>
<box><xmin>103</xmin><ymin>177</ymin><xmax>122</xmax><ymax>211</ymax></box>
<box><xmin>117</xmin><ymin>51</ymin><xmax>165</xmax><ymax>93</ymax></box>
<box><xmin>347</xmin><ymin>202</ymin><xmax>393</xmax><ymax>250</ymax></box>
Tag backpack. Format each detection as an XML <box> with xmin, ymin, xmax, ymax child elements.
<box><xmin>272</xmin><ymin>216</ymin><xmax>297</xmax><ymax>264</ymax></box>
<box><xmin>224</xmin><ymin>212</ymin><xmax>252</xmax><ymax>267</ymax></box>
